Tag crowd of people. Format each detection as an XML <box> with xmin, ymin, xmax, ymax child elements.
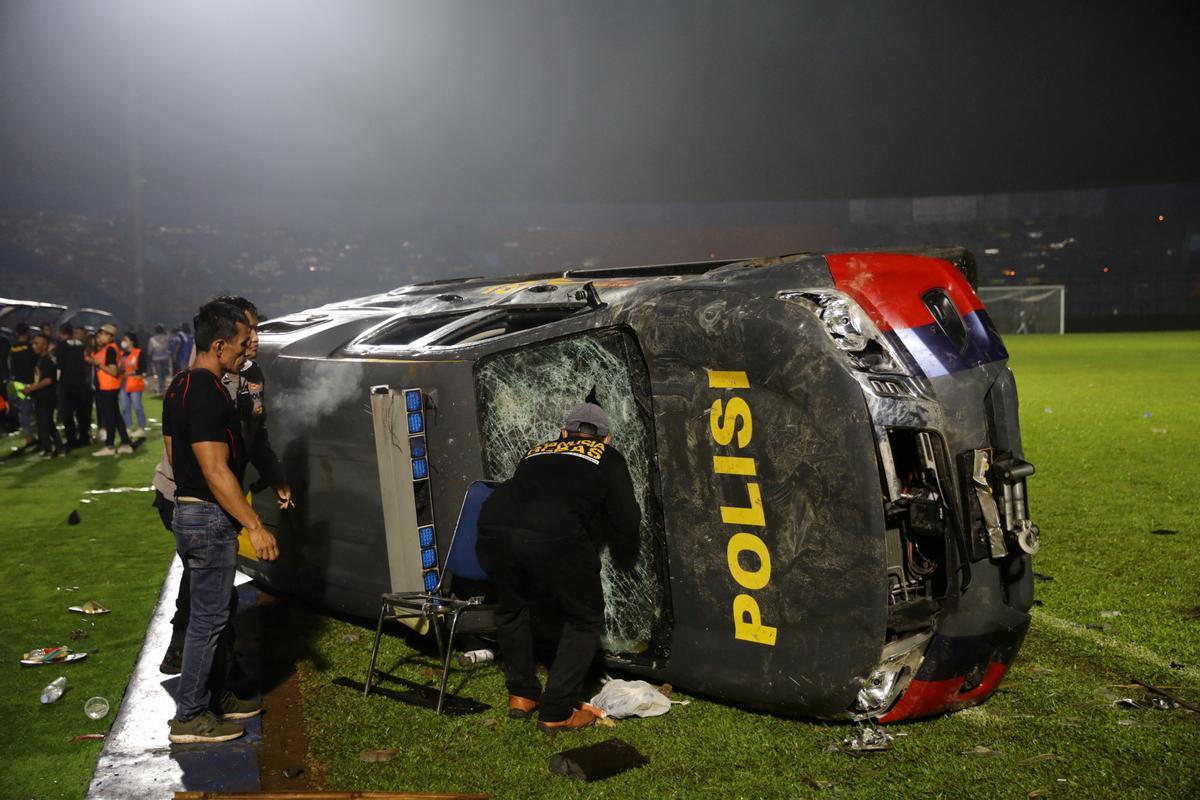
<box><xmin>4</xmin><ymin>294</ymin><xmax>641</xmax><ymax>743</ymax></box>
<box><xmin>0</xmin><ymin>319</ymin><xmax>195</xmax><ymax>458</ymax></box>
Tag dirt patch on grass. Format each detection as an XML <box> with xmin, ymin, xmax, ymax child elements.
<box><xmin>254</xmin><ymin>591</ymin><xmax>322</xmax><ymax>791</ymax></box>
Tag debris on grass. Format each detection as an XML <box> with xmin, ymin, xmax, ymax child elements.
<box><xmin>961</xmin><ymin>745</ymin><xmax>1004</xmax><ymax>758</ymax></box>
<box><xmin>836</xmin><ymin>725</ymin><xmax>899</xmax><ymax>756</ymax></box>
<box><xmin>1033</xmin><ymin>572</ymin><xmax>1054</xmax><ymax>581</ymax></box>
<box><xmin>69</xmin><ymin>629</ymin><xmax>88</xmax><ymax>640</ymax></box>
<box><xmin>341</xmin><ymin>632</ymin><xmax>361</xmax><ymax>643</ymax></box>
<box><xmin>84</xmin><ymin>696</ymin><xmax>110</xmax><ymax>719</ymax></box>
<box><xmin>548</xmin><ymin>737</ymin><xmax>649</xmax><ymax>782</ymax></box>
<box><xmin>68</xmin><ymin>601</ymin><xmax>109</xmax><ymax>615</ymax></box>
<box><xmin>1084</xmin><ymin>623</ymin><xmax>1111</xmax><ymax>632</ymax></box>
<box><xmin>359</xmin><ymin>749</ymin><xmax>398</xmax><ymax>762</ymax></box>
<box><xmin>1151</xmin><ymin>428</ymin><xmax>1168</xmax><ymax>434</ymax></box>
<box><xmin>1099</xmin><ymin>610</ymin><xmax>1121</xmax><ymax>618</ymax></box>
<box><xmin>1150</xmin><ymin>529</ymin><xmax>1179</xmax><ymax>536</ymax></box>
<box><xmin>1132</xmin><ymin>679</ymin><xmax>1200</xmax><ymax>713</ymax></box>
<box><xmin>67</xmin><ymin>510</ymin><xmax>80</xmax><ymax>525</ymax></box>
<box><xmin>68</xmin><ymin>733</ymin><xmax>105</xmax><ymax>743</ymax></box>
<box><xmin>20</xmin><ymin>646</ymin><xmax>87</xmax><ymax>666</ymax></box>
<box><xmin>1028</xmin><ymin>790</ymin><xmax>1050</xmax><ymax>798</ymax></box>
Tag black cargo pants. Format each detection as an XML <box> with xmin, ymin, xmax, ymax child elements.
<box><xmin>476</xmin><ymin>526</ymin><xmax>604</xmax><ymax>723</ymax></box>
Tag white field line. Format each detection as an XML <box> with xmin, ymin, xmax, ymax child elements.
<box><xmin>1033</xmin><ymin>609</ymin><xmax>1200</xmax><ymax>682</ymax></box>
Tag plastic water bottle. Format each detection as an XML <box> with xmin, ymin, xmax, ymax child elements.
<box><xmin>457</xmin><ymin>648</ymin><xmax>495</xmax><ymax>666</ymax></box>
<box><xmin>41</xmin><ymin>676</ymin><xmax>67</xmax><ymax>704</ymax></box>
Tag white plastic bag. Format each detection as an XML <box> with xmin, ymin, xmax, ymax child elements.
<box><xmin>589</xmin><ymin>679</ymin><xmax>673</xmax><ymax>719</ymax></box>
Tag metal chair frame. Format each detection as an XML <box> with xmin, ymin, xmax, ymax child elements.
<box><xmin>364</xmin><ymin>482</ymin><xmax>496</xmax><ymax>714</ymax></box>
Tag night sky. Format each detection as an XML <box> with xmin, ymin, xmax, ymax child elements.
<box><xmin>2</xmin><ymin>0</ymin><xmax>1199</xmax><ymax>204</ymax></box>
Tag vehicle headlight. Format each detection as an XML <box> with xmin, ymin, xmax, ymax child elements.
<box><xmin>820</xmin><ymin>297</ymin><xmax>869</xmax><ymax>352</ymax></box>
<box><xmin>778</xmin><ymin>290</ymin><xmax>906</xmax><ymax>374</ymax></box>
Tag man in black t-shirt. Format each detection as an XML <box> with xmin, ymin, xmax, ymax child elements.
<box><xmin>476</xmin><ymin>400</ymin><xmax>641</xmax><ymax>733</ymax></box>
<box><xmin>21</xmin><ymin>333</ymin><xmax>64</xmax><ymax>458</ymax></box>
<box><xmin>161</xmin><ymin>299</ymin><xmax>279</xmax><ymax>744</ymax></box>
<box><xmin>56</xmin><ymin>324</ymin><xmax>91</xmax><ymax>448</ymax></box>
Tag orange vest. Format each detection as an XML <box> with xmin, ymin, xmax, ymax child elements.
<box><xmin>122</xmin><ymin>347</ymin><xmax>145</xmax><ymax>393</ymax></box>
<box><xmin>95</xmin><ymin>343</ymin><xmax>123</xmax><ymax>391</ymax></box>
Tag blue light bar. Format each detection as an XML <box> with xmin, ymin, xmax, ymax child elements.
<box><xmin>409</xmin><ymin>436</ymin><xmax>426</xmax><ymax>459</ymax></box>
<box><xmin>411</xmin><ymin>458</ymin><xmax>428</xmax><ymax>480</ymax></box>
<box><xmin>423</xmin><ymin>570</ymin><xmax>439</xmax><ymax>592</ymax></box>
<box><xmin>407</xmin><ymin>412</ymin><xmax>424</xmax><ymax>434</ymax></box>
<box><xmin>405</xmin><ymin>389</ymin><xmax>423</xmax><ymax>412</ymax></box>
<box><xmin>421</xmin><ymin>547</ymin><xmax>438</xmax><ymax>569</ymax></box>
<box><xmin>418</xmin><ymin>525</ymin><xmax>435</xmax><ymax>547</ymax></box>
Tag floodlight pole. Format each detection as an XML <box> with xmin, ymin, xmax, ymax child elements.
<box><xmin>121</xmin><ymin>1</ymin><xmax>145</xmax><ymax>330</ymax></box>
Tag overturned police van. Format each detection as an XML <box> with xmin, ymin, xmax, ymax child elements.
<box><xmin>239</xmin><ymin>247</ymin><xmax>1039</xmax><ymax>722</ymax></box>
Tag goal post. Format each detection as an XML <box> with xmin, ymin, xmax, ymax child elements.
<box><xmin>976</xmin><ymin>285</ymin><xmax>1066</xmax><ymax>335</ymax></box>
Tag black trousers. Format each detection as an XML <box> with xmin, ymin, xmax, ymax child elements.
<box><xmin>34</xmin><ymin>399</ymin><xmax>62</xmax><ymax>454</ymax></box>
<box><xmin>58</xmin><ymin>383</ymin><xmax>92</xmax><ymax>446</ymax></box>
<box><xmin>476</xmin><ymin>528</ymin><xmax>605</xmax><ymax>722</ymax></box>
<box><xmin>96</xmin><ymin>389</ymin><xmax>130</xmax><ymax>446</ymax></box>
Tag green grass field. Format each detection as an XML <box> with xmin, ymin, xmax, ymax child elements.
<box><xmin>2</xmin><ymin>333</ymin><xmax>1198</xmax><ymax>799</ymax></box>
<box><xmin>0</xmin><ymin>397</ymin><xmax>173</xmax><ymax>800</ymax></box>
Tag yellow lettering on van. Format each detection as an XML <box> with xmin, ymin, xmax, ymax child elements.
<box><xmin>713</xmin><ymin>455</ymin><xmax>756</xmax><ymax>476</ymax></box>
<box><xmin>733</xmin><ymin>594</ymin><xmax>777</xmax><ymax>646</ymax></box>
<box><xmin>727</xmin><ymin>532</ymin><xmax>771</xmax><ymax>590</ymax></box>
<box><xmin>720</xmin><ymin>482</ymin><xmax>765</xmax><ymax>527</ymax></box>
<box><xmin>710</xmin><ymin>398</ymin><xmax>752</xmax><ymax>448</ymax></box>
<box><xmin>707</xmin><ymin>369</ymin><xmax>750</xmax><ymax>389</ymax></box>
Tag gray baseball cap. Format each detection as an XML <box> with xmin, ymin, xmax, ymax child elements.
<box><xmin>563</xmin><ymin>402</ymin><xmax>610</xmax><ymax>437</ymax></box>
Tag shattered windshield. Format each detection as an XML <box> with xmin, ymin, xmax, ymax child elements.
<box><xmin>475</xmin><ymin>328</ymin><xmax>668</xmax><ymax>656</ymax></box>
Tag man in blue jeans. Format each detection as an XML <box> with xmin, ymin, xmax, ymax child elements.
<box><xmin>162</xmin><ymin>299</ymin><xmax>279</xmax><ymax>743</ymax></box>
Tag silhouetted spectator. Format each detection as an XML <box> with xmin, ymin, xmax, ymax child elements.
<box><xmin>169</xmin><ymin>324</ymin><xmax>194</xmax><ymax>375</ymax></box>
<box><xmin>56</xmin><ymin>324</ymin><xmax>91</xmax><ymax>448</ymax></box>
<box><xmin>23</xmin><ymin>333</ymin><xmax>64</xmax><ymax>459</ymax></box>
<box><xmin>8</xmin><ymin>322</ymin><xmax>37</xmax><ymax>446</ymax></box>
<box><xmin>148</xmin><ymin>324</ymin><xmax>172</xmax><ymax>393</ymax></box>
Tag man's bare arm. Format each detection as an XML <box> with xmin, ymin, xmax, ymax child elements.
<box><xmin>164</xmin><ymin>434</ymin><xmax>173</xmax><ymax>468</ymax></box>
<box><xmin>192</xmin><ymin>440</ymin><xmax>278</xmax><ymax>560</ymax></box>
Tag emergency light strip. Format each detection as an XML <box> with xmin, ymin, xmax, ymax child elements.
<box><xmin>404</xmin><ymin>388</ymin><xmax>440</xmax><ymax>592</ymax></box>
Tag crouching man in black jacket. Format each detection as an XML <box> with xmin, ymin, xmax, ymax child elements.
<box><xmin>476</xmin><ymin>401</ymin><xmax>641</xmax><ymax>733</ymax></box>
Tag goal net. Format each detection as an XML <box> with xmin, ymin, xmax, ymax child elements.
<box><xmin>977</xmin><ymin>285</ymin><xmax>1066</xmax><ymax>335</ymax></box>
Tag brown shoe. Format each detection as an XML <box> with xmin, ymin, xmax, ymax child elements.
<box><xmin>537</xmin><ymin>705</ymin><xmax>598</xmax><ymax>734</ymax></box>
<box><xmin>508</xmin><ymin>694</ymin><xmax>539</xmax><ymax>719</ymax></box>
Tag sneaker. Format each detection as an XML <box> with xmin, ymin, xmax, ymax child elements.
<box><xmin>92</xmin><ymin>447</ymin><xmax>116</xmax><ymax>457</ymax></box>
<box><xmin>25</xmin><ymin>435</ymin><xmax>37</xmax><ymax>447</ymax></box>
<box><xmin>508</xmin><ymin>694</ymin><xmax>539</xmax><ymax>720</ymax></box>
<box><xmin>55</xmin><ymin>449</ymin><xmax>67</xmax><ymax>458</ymax></box>
<box><xmin>213</xmin><ymin>691</ymin><xmax>263</xmax><ymax>720</ymax></box>
<box><xmin>131</xmin><ymin>428</ymin><xmax>146</xmax><ymax>439</ymax></box>
<box><xmin>168</xmin><ymin>710</ymin><xmax>244</xmax><ymax>743</ymax></box>
<box><xmin>537</xmin><ymin>704</ymin><xmax>600</xmax><ymax>734</ymax></box>
<box><xmin>159</xmin><ymin>644</ymin><xmax>182</xmax><ymax>675</ymax></box>
<box><xmin>39</xmin><ymin>452</ymin><xmax>52</xmax><ymax>460</ymax></box>
<box><xmin>116</xmin><ymin>444</ymin><xmax>134</xmax><ymax>454</ymax></box>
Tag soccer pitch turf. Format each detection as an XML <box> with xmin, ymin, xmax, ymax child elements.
<box><xmin>1</xmin><ymin>331</ymin><xmax>1197</xmax><ymax>799</ymax></box>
